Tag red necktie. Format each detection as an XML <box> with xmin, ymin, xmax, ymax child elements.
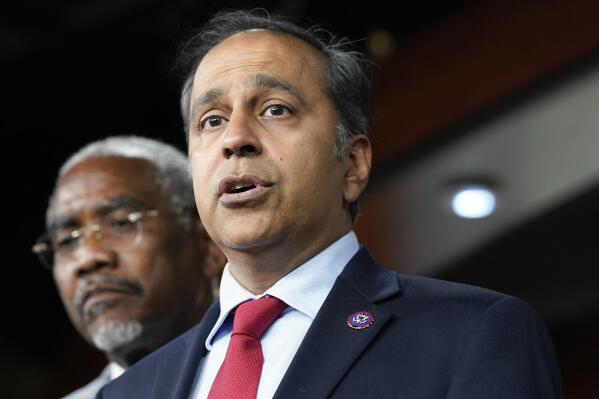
<box><xmin>208</xmin><ymin>296</ymin><xmax>287</xmax><ymax>399</ymax></box>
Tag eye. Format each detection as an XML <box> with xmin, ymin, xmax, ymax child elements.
<box><xmin>54</xmin><ymin>230</ymin><xmax>80</xmax><ymax>249</ymax></box>
<box><xmin>199</xmin><ymin>115</ymin><xmax>227</xmax><ymax>131</ymax></box>
<box><xmin>262</xmin><ymin>104</ymin><xmax>293</xmax><ymax>118</ymax></box>
<box><xmin>57</xmin><ymin>236</ymin><xmax>75</xmax><ymax>249</ymax></box>
<box><xmin>107</xmin><ymin>217</ymin><xmax>137</xmax><ymax>235</ymax></box>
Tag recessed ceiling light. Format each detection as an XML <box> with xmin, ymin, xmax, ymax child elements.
<box><xmin>451</xmin><ymin>185</ymin><xmax>496</xmax><ymax>219</ymax></box>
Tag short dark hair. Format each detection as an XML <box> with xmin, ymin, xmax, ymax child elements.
<box><xmin>177</xmin><ymin>9</ymin><xmax>372</xmax><ymax>219</ymax></box>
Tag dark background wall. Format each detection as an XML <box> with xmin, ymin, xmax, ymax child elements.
<box><xmin>2</xmin><ymin>0</ymin><xmax>598</xmax><ymax>397</ymax></box>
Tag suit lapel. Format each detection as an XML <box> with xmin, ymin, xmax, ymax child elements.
<box><xmin>273</xmin><ymin>248</ymin><xmax>401</xmax><ymax>399</ymax></box>
<box><xmin>151</xmin><ymin>301</ymin><xmax>220</xmax><ymax>399</ymax></box>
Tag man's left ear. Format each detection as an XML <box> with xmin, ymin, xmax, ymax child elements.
<box><xmin>343</xmin><ymin>134</ymin><xmax>372</xmax><ymax>204</ymax></box>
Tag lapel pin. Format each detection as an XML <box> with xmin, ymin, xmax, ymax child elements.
<box><xmin>346</xmin><ymin>310</ymin><xmax>375</xmax><ymax>330</ymax></box>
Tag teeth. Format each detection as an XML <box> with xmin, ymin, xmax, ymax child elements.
<box><xmin>230</xmin><ymin>183</ymin><xmax>255</xmax><ymax>194</ymax></box>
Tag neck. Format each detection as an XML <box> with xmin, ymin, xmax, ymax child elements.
<box><xmin>107</xmin><ymin>346</ymin><xmax>149</xmax><ymax>368</ymax></box>
<box><xmin>225</xmin><ymin>227</ymin><xmax>352</xmax><ymax>294</ymax></box>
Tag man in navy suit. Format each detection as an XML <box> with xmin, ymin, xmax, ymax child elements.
<box><xmin>98</xmin><ymin>10</ymin><xmax>562</xmax><ymax>398</ymax></box>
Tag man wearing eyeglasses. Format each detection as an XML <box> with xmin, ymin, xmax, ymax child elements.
<box><xmin>33</xmin><ymin>135</ymin><xmax>224</xmax><ymax>399</ymax></box>
<box><xmin>97</xmin><ymin>10</ymin><xmax>562</xmax><ymax>399</ymax></box>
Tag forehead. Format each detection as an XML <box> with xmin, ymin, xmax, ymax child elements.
<box><xmin>192</xmin><ymin>30</ymin><xmax>327</xmax><ymax>94</ymax></box>
<box><xmin>51</xmin><ymin>156</ymin><xmax>162</xmax><ymax>216</ymax></box>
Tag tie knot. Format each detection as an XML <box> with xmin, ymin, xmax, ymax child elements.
<box><xmin>232</xmin><ymin>296</ymin><xmax>287</xmax><ymax>339</ymax></box>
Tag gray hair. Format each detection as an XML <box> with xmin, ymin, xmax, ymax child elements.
<box><xmin>176</xmin><ymin>10</ymin><xmax>372</xmax><ymax>219</ymax></box>
<box><xmin>47</xmin><ymin>135</ymin><xmax>196</xmax><ymax>230</ymax></box>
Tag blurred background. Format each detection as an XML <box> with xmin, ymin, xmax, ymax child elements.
<box><xmin>2</xmin><ymin>0</ymin><xmax>598</xmax><ymax>397</ymax></box>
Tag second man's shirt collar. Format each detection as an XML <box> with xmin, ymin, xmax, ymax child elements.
<box><xmin>205</xmin><ymin>231</ymin><xmax>360</xmax><ymax>350</ymax></box>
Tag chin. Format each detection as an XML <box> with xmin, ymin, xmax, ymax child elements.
<box><xmin>89</xmin><ymin>319</ymin><xmax>144</xmax><ymax>352</ymax></box>
<box><xmin>208</xmin><ymin>208</ymin><xmax>290</xmax><ymax>253</ymax></box>
<box><xmin>219</xmin><ymin>228</ymin><xmax>283</xmax><ymax>252</ymax></box>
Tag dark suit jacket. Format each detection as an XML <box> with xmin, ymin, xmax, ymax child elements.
<box><xmin>97</xmin><ymin>248</ymin><xmax>562</xmax><ymax>398</ymax></box>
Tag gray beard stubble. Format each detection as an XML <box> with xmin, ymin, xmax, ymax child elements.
<box><xmin>91</xmin><ymin>320</ymin><xmax>143</xmax><ymax>352</ymax></box>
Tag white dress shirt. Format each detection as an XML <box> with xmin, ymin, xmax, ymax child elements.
<box><xmin>62</xmin><ymin>362</ymin><xmax>124</xmax><ymax>399</ymax></box>
<box><xmin>190</xmin><ymin>231</ymin><xmax>360</xmax><ymax>399</ymax></box>
<box><xmin>109</xmin><ymin>362</ymin><xmax>125</xmax><ymax>380</ymax></box>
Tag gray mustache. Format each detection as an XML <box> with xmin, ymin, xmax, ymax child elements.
<box><xmin>74</xmin><ymin>274</ymin><xmax>143</xmax><ymax>314</ymax></box>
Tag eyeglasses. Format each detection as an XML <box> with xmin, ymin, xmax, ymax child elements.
<box><xmin>32</xmin><ymin>209</ymin><xmax>159</xmax><ymax>270</ymax></box>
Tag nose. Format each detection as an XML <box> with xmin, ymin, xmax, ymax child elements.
<box><xmin>221</xmin><ymin>111</ymin><xmax>263</xmax><ymax>158</ymax></box>
<box><xmin>70</xmin><ymin>237</ymin><xmax>117</xmax><ymax>277</ymax></box>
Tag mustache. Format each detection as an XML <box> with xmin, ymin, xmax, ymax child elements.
<box><xmin>214</xmin><ymin>164</ymin><xmax>275</xmax><ymax>185</ymax></box>
<box><xmin>74</xmin><ymin>274</ymin><xmax>143</xmax><ymax>318</ymax></box>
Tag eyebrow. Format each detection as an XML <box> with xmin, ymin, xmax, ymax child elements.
<box><xmin>48</xmin><ymin>196</ymin><xmax>148</xmax><ymax>232</ymax></box>
<box><xmin>189</xmin><ymin>73</ymin><xmax>306</xmax><ymax>123</ymax></box>
<box><xmin>249</xmin><ymin>73</ymin><xmax>305</xmax><ymax>105</ymax></box>
<box><xmin>190</xmin><ymin>87</ymin><xmax>229</xmax><ymax>123</ymax></box>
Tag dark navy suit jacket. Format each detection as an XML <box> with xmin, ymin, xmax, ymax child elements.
<box><xmin>97</xmin><ymin>248</ymin><xmax>562</xmax><ymax>398</ymax></box>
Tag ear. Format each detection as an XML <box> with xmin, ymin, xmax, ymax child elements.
<box><xmin>343</xmin><ymin>134</ymin><xmax>372</xmax><ymax>204</ymax></box>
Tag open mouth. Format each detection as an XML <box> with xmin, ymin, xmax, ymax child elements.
<box><xmin>77</xmin><ymin>284</ymin><xmax>139</xmax><ymax>316</ymax></box>
<box><xmin>229</xmin><ymin>182</ymin><xmax>257</xmax><ymax>194</ymax></box>
<box><xmin>219</xmin><ymin>175</ymin><xmax>271</xmax><ymax>195</ymax></box>
<box><xmin>83</xmin><ymin>287</ymin><xmax>131</xmax><ymax>307</ymax></box>
<box><xmin>219</xmin><ymin>175</ymin><xmax>273</xmax><ymax>205</ymax></box>
<box><xmin>74</xmin><ymin>276</ymin><xmax>143</xmax><ymax>321</ymax></box>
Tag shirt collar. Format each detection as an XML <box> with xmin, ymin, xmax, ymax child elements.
<box><xmin>205</xmin><ymin>230</ymin><xmax>359</xmax><ymax>350</ymax></box>
<box><xmin>109</xmin><ymin>362</ymin><xmax>125</xmax><ymax>380</ymax></box>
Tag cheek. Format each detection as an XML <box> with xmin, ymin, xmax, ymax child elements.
<box><xmin>190</xmin><ymin>149</ymin><xmax>218</xmax><ymax>188</ymax></box>
<box><xmin>284</xmin><ymin>139</ymin><xmax>337</xmax><ymax>184</ymax></box>
<box><xmin>190</xmin><ymin>163</ymin><xmax>213</xmax><ymax>206</ymax></box>
<box><xmin>122</xmin><ymin>242</ymin><xmax>165</xmax><ymax>275</ymax></box>
<box><xmin>192</xmin><ymin>176</ymin><xmax>213</xmax><ymax>221</ymax></box>
<box><xmin>53</xmin><ymin>270</ymin><xmax>82</xmax><ymax>323</ymax></box>
<box><xmin>286</xmin><ymin>150</ymin><xmax>345</xmax><ymax>211</ymax></box>
<box><xmin>189</xmin><ymin>132</ymin><xmax>223</xmax><ymax>162</ymax></box>
<box><xmin>134</xmin><ymin>232</ymin><xmax>190</xmax><ymax>278</ymax></box>
<box><xmin>53</xmin><ymin>269</ymin><xmax>74</xmax><ymax>302</ymax></box>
